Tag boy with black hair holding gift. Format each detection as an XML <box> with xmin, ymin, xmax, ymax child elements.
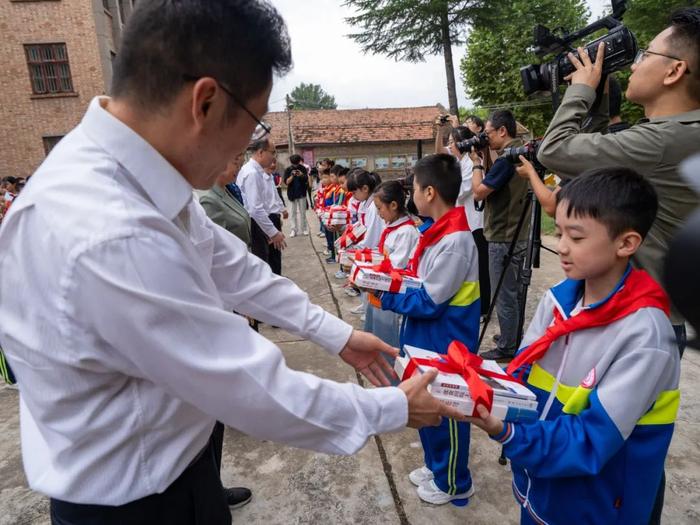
<box><xmin>377</xmin><ymin>153</ymin><xmax>481</xmax><ymax>505</ymax></box>
<box><xmin>468</xmin><ymin>167</ymin><xmax>680</xmax><ymax>524</ymax></box>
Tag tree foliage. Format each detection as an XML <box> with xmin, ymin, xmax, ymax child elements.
<box><xmin>344</xmin><ymin>0</ymin><xmax>488</xmax><ymax>115</ymax></box>
<box><xmin>289</xmin><ymin>83</ymin><xmax>338</xmax><ymax>110</ymax></box>
<box><xmin>460</xmin><ymin>0</ymin><xmax>589</xmax><ymax>135</ymax></box>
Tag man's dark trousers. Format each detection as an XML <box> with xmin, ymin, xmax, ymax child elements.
<box><xmin>250</xmin><ymin>214</ymin><xmax>282</xmax><ymax>275</ymax></box>
<box><xmin>50</xmin><ymin>437</ymin><xmax>231</xmax><ymax>525</ymax></box>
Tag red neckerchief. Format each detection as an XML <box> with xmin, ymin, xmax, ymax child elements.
<box><xmin>405</xmin><ymin>206</ymin><xmax>469</xmax><ymax>275</ymax></box>
<box><xmin>507</xmin><ymin>269</ymin><xmax>670</xmax><ymax>375</ymax></box>
<box><xmin>377</xmin><ymin>217</ymin><xmax>414</xmax><ymax>254</ymax></box>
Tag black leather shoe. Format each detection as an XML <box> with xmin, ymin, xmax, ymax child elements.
<box><xmin>480</xmin><ymin>348</ymin><xmax>514</xmax><ymax>362</ymax></box>
<box><xmin>224</xmin><ymin>487</ymin><xmax>252</xmax><ymax>509</ymax></box>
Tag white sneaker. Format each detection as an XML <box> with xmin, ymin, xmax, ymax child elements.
<box><xmin>417</xmin><ymin>480</ymin><xmax>475</xmax><ymax>505</ymax></box>
<box><xmin>409</xmin><ymin>466</ymin><xmax>434</xmax><ymax>487</ymax></box>
<box><xmin>360</xmin><ymin>314</ymin><xmax>366</xmax><ymax>322</ymax></box>
<box><xmin>344</xmin><ymin>287</ymin><xmax>360</xmax><ymax>297</ymax></box>
<box><xmin>317</xmin><ymin>232</ymin><xmax>325</xmax><ymax>238</ymax></box>
<box><xmin>350</xmin><ymin>304</ymin><xmax>365</xmax><ymax>315</ymax></box>
<box><xmin>303</xmin><ymin>230</ymin><xmax>309</xmax><ymax>236</ymax></box>
<box><xmin>289</xmin><ymin>230</ymin><xmax>296</xmax><ymax>238</ymax></box>
<box><xmin>334</xmin><ymin>270</ymin><xmax>348</xmax><ymax>279</ymax></box>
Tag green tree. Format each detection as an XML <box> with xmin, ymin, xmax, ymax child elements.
<box><xmin>289</xmin><ymin>83</ymin><xmax>338</xmax><ymax>110</ymax></box>
<box><xmin>616</xmin><ymin>0</ymin><xmax>698</xmax><ymax>123</ymax></box>
<box><xmin>460</xmin><ymin>0</ymin><xmax>589</xmax><ymax>135</ymax></box>
<box><xmin>344</xmin><ymin>0</ymin><xmax>487</xmax><ymax>117</ymax></box>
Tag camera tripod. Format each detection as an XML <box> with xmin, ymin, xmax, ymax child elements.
<box><xmin>476</xmin><ymin>175</ymin><xmax>557</xmax><ymax>465</ymax></box>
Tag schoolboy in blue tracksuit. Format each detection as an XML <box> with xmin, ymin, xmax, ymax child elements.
<box><xmin>468</xmin><ymin>167</ymin><xmax>681</xmax><ymax>524</ymax></box>
<box><xmin>377</xmin><ymin>154</ymin><xmax>481</xmax><ymax>505</ymax></box>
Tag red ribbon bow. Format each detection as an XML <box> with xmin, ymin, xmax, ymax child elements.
<box><xmin>400</xmin><ymin>341</ymin><xmax>523</xmax><ymax>416</ymax></box>
<box><xmin>371</xmin><ymin>257</ymin><xmax>416</xmax><ymax>293</ymax></box>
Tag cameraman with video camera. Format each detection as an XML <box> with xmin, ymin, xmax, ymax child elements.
<box><xmin>537</xmin><ymin>7</ymin><xmax>700</xmax><ymax>358</ymax></box>
<box><xmin>470</xmin><ymin>110</ymin><xmax>529</xmax><ymax>361</ymax></box>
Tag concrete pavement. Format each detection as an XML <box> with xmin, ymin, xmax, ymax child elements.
<box><xmin>1</xmin><ymin>209</ymin><xmax>699</xmax><ymax>524</ymax></box>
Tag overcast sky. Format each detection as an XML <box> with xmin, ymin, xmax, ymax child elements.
<box><xmin>268</xmin><ymin>0</ymin><xmax>611</xmax><ymax>111</ymax></box>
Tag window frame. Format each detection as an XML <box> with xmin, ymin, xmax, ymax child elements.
<box><xmin>24</xmin><ymin>43</ymin><xmax>75</xmax><ymax>96</ymax></box>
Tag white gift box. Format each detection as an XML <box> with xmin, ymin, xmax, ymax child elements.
<box><xmin>395</xmin><ymin>345</ymin><xmax>539</xmax><ymax>422</ymax></box>
<box><xmin>335</xmin><ymin>222</ymin><xmax>367</xmax><ymax>251</ymax></box>
<box><xmin>349</xmin><ymin>263</ymin><xmax>422</xmax><ymax>293</ymax></box>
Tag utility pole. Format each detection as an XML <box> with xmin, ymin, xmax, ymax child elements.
<box><xmin>285</xmin><ymin>94</ymin><xmax>295</xmax><ymax>155</ymax></box>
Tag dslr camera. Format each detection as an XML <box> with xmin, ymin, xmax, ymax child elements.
<box><xmin>520</xmin><ymin>0</ymin><xmax>637</xmax><ymax>98</ymax></box>
<box><xmin>456</xmin><ymin>132</ymin><xmax>489</xmax><ymax>155</ymax></box>
<box><xmin>503</xmin><ymin>139</ymin><xmax>546</xmax><ymax>175</ymax></box>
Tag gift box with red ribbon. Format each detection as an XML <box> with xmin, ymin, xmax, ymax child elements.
<box><xmin>334</xmin><ymin>222</ymin><xmax>367</xmax><ymax>251</ymax></box>
<box><xmin>395</xmin><ymin>343</ymin><xmax>538</xmax><ymax>422</ymax></box>
<box><xmin>349</xmin><ymin>258</ymin><xmax>422</xmax><ymax>293</ymax></box>
<box><xmin>320</xmin><ymin>205</ymin><xmax>351</xmax><ymax>226</ymax></box>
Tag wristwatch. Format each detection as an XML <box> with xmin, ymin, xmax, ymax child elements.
<box><xmin>473</xmin><ymin>165</ymin><xmax>484</xmax><ymax>171</ymax></box>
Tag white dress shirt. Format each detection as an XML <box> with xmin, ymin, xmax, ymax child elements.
<box><xmin>456</xmin><ymin>154</ymin><xmax>483</xmax><ymax>231</ymax></box>
<box><xmin>357</xmin><ymin>198</ymin><xmax>385</xmax><ymax>249</ymax></box>
<box><xmin>238</xmin><ymin>159</ymin><xmax>285</xmax><ymax>237</ymax></box>
<box><xmin>0</xmin><ymin>97</ymin><xmax>407</xmax><ymax>506</ymax></box>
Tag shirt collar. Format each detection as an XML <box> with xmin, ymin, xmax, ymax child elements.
<box><xmin>80</xmin><ymin>97</ymin><xmax>193</xmax><ymax>220</ymax></box>
<box><xmin>386</xmin><ymin>216</ymin><xmax>412</xmax><ymax>228</ymax></box>
<box><xmin>640</xmin><ymin>107</ymin><xmax>700</xmax><ymax>125</ymax></box>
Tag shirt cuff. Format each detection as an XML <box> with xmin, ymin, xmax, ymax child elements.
<box><xmin>490</xmin><ymin>422</ymin><xmax>515</xmax><ymax>445</ymax></box>
<box><xmin>364</xmin><ymin>386</ymin><xmax>408</xmax><ymax>434</ymax></box>
<box><xmin>308</xmin><ymin>312</ymin><xmax>354</xmax><ymax>356</ymax></box>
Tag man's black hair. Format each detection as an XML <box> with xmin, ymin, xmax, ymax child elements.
<box><xmin>556</xmin><ymin>167</ymin><xmax>658</xmax><ymax>239</ymax></box>
<box><xmin>347</xmin><ymin>169</ymin><xmax>379</xmax><ymax>193</ymax></box>
<box><xmin>289</xmin><ymin>154</ymin><xmax>302</xmax><ymax>165</ymax></box>
<box><xmin>465</xmin><ymin>115</ymin><xmax>484</xmax><ymax>130</ymax></box>
<box><xmin>249</xmin><ymin>137</ymin><xmax>270</xmax><ymax>153</ymax></box>
<box><xmin>111</xmin><ymin>1</ymin><xmax>292</xmax><ymax>112</ymax></box>
<box><xmin>375</xmin><ymin>180</ymin><xmax>407</xmax><ymax>214</ymax></box>
<box><xmin>450</xmin><ymin>125</ymin><xmax>474</xmax><ymax>145</ymax></box>
<box><xmin>488</xmin><ymin>110</ymin><xmax>517</xmax><ymax>138</ymax></box>
<box><xmin>413</xmin><ymin>154</ymin><xmax>461</xmax><ymax>205</ymax></box>
<box><xmin>668</xmin><ymin>7</ymin><xmax>700</xmax><ymax>102</ymax></box>
<box><xmin>330</xmin><ymin>164</ymin><xmax>345</xmax><ymax>176</ymax></box>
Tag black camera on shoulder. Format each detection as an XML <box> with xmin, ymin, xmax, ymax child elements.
<box><xmin>520</xmin><ymin>0</ymin><xmax>637</xmax><ymax>100</ymax></box>
<box><xmin>456</xmin><ymin>131</ymin><xmax>489</xmax><ymax>155</ymax></box>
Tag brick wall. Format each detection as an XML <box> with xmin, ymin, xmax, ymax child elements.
<box><xmin>0</xmin><ymin>0</ymin><xmax>113</xmax><ymax>178</ymax></box>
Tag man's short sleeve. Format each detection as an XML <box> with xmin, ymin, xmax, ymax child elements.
<box><xmin>482</xmin><ymin>158</ymin><xmax>514</xmax><ymax>192</ymax></box>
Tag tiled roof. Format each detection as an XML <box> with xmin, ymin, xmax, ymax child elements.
<box><xmin>263</xmin><ymin>106</ymin><xmax>443</xmax><ymax>147</ymax></box>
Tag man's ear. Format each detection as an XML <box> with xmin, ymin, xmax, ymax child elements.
<box><xmin>424</xmin><ymin>185</ymin><xmax>436</xmax><ymax>203</ymax></box>
<box><xmin>617</xmin><ymin>230</ymin><xmax>643</xmax><ymax>258</ymax></box>
<box><xmin>663</xmin><ymin>60</ymin><xmax>691</xmax><ymax>88</ymax></box>
<box><xmin>190</xmin><ymin>77</ymin><xmax>220</xmax><ymax>130</ymax></box>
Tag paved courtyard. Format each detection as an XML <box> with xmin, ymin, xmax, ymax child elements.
<box><xmin>1</xmin><ymin>210</ymin><xmax>698</xmax><ymax>524</ymax></box>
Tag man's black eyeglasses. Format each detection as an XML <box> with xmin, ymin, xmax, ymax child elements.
<box><xmin>634</xmin><ymin>49</ymin><xmax>691</xmax><ymax>74</ymax></box>
<box><xmin>182</xmin><ymin>75</ymin><xmax>271</xmax><ymax>140</ymax></box>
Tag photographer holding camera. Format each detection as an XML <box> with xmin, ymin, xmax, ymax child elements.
<box><xmin>537</xmin><ymin>7</ymin><xmax>700</xmax><ymax>358</ymax></box>
<box><xmin>470</xmin><ymin>110</ymin><xmax>529</xmax><ymax>361</ymax></box>
<box><xmin>284</xmin><ymin>154</ymin><xmax>310</xmax><ymax>237</ymax></box>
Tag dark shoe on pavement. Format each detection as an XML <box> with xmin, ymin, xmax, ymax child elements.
<box><xmin>224</xmin><ymin>487</ymin><xmax>252</xmax><ymax>509</ymax></box>
<box><xmin>480</xmin><ymin>348</ymin><xmax>514</xmax><ymax>362</ymax></box>
<box><xmin>492</xmin><ymin>334</ymin><xmax>501</xmax><ymax>344</ymax></box>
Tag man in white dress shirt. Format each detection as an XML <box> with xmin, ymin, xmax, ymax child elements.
<box><xmin>0</xmin><ymin>2</ymin><xmax>461</xmax><ymax>524</ymax></box>
<box><xmin>238</xmin><ymin>138</ymin><xmax>286</xmax><ymax>274</ymax></box>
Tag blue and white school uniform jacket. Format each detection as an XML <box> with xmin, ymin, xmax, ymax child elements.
<box><xmin>380</xmin><ymin>227</ymin><xmax>480</xmax><ymax>354</ymax></box>
<box><xmin>495</xmin><ymin>271</ymin><xmax>680</xmax><ymax>524</ymax></box>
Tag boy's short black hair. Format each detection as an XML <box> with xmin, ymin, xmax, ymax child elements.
<box><xmin>289</xmin><ymin>154</ymin><xmax>302</xmax><ymax>164</ymax></box>
<box><xmin>556</xmin><ymin>167</ymin><xmax>658</xmax><ymax>239</ymax></box>
<box><xmin>413</xmin><ymin>154</ymin><xmax>461</xmax><ymax>205</ymax></box>
<box><xmin>669</xmin><ymin>7</ymin><xmax>700</xmax><ymax>102</ymax></box>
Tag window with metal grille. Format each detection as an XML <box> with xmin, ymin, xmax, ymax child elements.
<box><xmin>24</xmin><ymin>44</ymin><xmax>74</xmax><ymax>95</ymax></box>
<box><xmin>42</xmin><ymin>135</ymin><xmax>64</xmax><ymax>155</ymax></box>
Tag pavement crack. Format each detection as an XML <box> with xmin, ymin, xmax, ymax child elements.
<box><xmin>309</xmin><ymin>226</ymin><xmax>410</xmax><ymax>524</ymax></box>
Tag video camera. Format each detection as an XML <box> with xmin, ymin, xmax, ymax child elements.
<box><xmin>520</xmin><ymin>0</ymin><xmax>637</xmax><ymax>98</ymax></box>
<box><xmin>456</xmin><ymin>132</ymin><xmax>489</xmax><ymax>155</ymax></box>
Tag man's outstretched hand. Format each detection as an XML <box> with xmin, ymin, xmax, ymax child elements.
<box><xmin>399</xmin><ymin>368</ymin><xmax>468</xmax><ymax>428</ymax></box>
<box><xmin>339</xmin><ymin>330</ymin><xmax>399</xmax><ymax>387</ymax></box>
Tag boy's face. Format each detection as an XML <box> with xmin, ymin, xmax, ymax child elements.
<box><xmin>555</xmin><ymin>200</ymin><xmax>638</xmax><ymax>281</ymax></box>
<box><xmin>412</xmin><ymin>178</ymin><xmax>432</xmax><ymax>216</ymax></box>
<box><xmin>321</xmin><ymin>174</ymin><xmax>330</xmax><ymax>186</ymax></box>
<box><xmin>352</xmin><ymin>185</ymin><xmax>371</xmax><ymax>202</ymax></box>
<box><xmin>339</xmin><ymin>175</ymin><xmax>347</xmax><ymax>189</ymax></box>
<box><xmin>329</xmin><ymin>174</ymin><xmax>338</xmax><ymax>184</ymax></box>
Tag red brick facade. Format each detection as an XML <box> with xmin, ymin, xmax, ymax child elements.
<box><xmin>0</xmin><ymin>0</ymin><xmax>133</xmax><ymax>179</ymax></box>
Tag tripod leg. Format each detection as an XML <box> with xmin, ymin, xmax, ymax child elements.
<box><xmin>499</xmin><ymin>447</ymin><xmax>508</xmax><ymax>466</ymax></box>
